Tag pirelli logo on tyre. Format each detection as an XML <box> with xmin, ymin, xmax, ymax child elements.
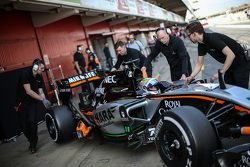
<box><xmin>154</xmin><ymin>118</ymin><xmax>163</xmax><ymax>138</ymax></box>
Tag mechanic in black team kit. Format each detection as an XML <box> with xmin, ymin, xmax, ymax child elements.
<box><xmin>112</xmin><ymin>41</ymin><xmax>145</xmax><ymax>71</ymax></box>
<box><xmin>16</xmin><ymin>59</ymin><xmax>50</xmax><ymax>153</ymax></box>
<box><xmin>141</xmin><ymin>27</ymin><xmax>192</xmax><ymax>81</ymax></box>
<box><xmin>74</xmin><ymin>44</ymin><xmax>87</xmax><ymax>74</ymax></box>
<box><xmin>185</xmin><ymin>22</ymin><xmax>250</xmax><ymax>88</ymax></box>
<box><xmin>73</xmin><ymin>44</ymin><xmax>90</xmax><ymax>92</ymax></box>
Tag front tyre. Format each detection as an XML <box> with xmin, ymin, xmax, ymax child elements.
<box><xmin>155</xmin><ymin>106</ymin><xmax>218</xmax><ymax>167</ymax></box>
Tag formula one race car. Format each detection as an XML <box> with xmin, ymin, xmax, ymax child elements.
<box><xmin>45</xmin><ymin>60</ymin><xmax>250</xmax><ymax>167</ymax></box>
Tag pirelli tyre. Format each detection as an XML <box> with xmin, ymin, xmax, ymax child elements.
<box><xmin>155</xmin><ymin>106</ymin><xmax>218</xmax><ymax>167</ymax></box>
<box><xmin>45</xmin><ymin>105</ymin><xmax>75</xmax><ymax>143</ymax></box>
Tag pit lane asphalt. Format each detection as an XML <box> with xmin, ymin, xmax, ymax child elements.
<box><xmin>0</xmin><ymin>27</ymin><xmax>249</xmax><ymax>167</ymax></box>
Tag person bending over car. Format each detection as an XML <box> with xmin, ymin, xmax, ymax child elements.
<box><xmin>16</xmin><ymin>59</ymin><xmax>50</xmax><ymax>153</ymax></box>
<box><xmin>112</xmin><ymin>41</ymin><xmax>145</xmax><ymax>71</ymax></box>
<box><xmin>185</xmin><ymin>21</ymin><xmax>249</xmax><ymax>88</ymax></box>
<box><xmin>141</xmin><ymin>27</ymin><xmax>192</xmax><ymax>81</ymax></box>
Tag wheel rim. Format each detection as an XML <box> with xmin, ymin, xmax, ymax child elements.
<box><xmin>45</xmin><ymin>113</ymin><xmax>58</xmax><ymax>141</ymax></box>
<box><xmin>161</xmin><ymin>130</ymin><xmax>184</xmax><ymax>161</ymax></box>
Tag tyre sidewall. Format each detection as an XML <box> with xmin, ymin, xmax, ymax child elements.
<box><xmin>155</xmin><ymin>106</ymin><xmax>218</xmax><ymax>167</ymax></box>
<box><xmin>45</xmin><ymin>112</ymin><xmax>59</xmax><ymax>142</ymax></box>
<box><xmin>45</xmin><ymin>105</ymin><xmax>75</xmax><ymax>143</ymax></box>
<box><xmin>156</xmin><ymin>114</ymin><xmax>197</xmax><ymax>167</ymax></box>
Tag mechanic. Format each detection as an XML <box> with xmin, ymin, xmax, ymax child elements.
<box><xmin>127</xmin><ymin>34</ymin><xmax>152</xmax><ymax>77</ymax></box>
<box><xmin>127</xmin><ymin>34</ymin><xmax>146</xmax><ymax>55</ymax></box>
<box><xmin>74</xmin><ymin>44</ymin><xmax>87</xmax><ymax>74</ymax></box>
<box><xmin>74</xmin><ymin>44</ymin><xmax>90</xmax><ymax>92</ymax></box>
<box><xmin>185</xmin><ymin>21</ymin><xmax>250</xmax><ymax>88</ymax></box>
<box><xmin>85</xmin><ymin>48</ymin><xmax>101</xmax><ymax>71</ymax></box>
<box><xmin>112</xmin><ymin>41</ymin><xmax>145</xmax><ymax>71</ymax></box>
<box><xmin>141</xmin><ymin>27</ymin><xmax>192</xmax><ymax>81</ymax></box>
<box><xmin>16</xmin><ymin>59</ymin><xmax>50</xmax><ymax>153</ymax></box>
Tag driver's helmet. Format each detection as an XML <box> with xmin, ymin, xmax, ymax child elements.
<box><xmin>139</xmin><ymin>78</ymin><xmax>161</xmax><ymax>95</ymax></box>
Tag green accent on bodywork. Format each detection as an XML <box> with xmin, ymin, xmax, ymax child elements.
<box><xmin>103</xmin><ymin>132</ymin><xmax>127</xmax><ymax>137</ymax></box>
<box><xmin>103</xmin><ymin>125</ymin><xmax>146</xmax><ymax>138</ymax></box>
<box><xmin>63</xmin><ymin>0</ymin><xmax>81</xmax><ymax>4</ymax></box>
<box><xmin>134</xmin><ymin>124</ymin><xmax>146</xmax><ymax>131</ymax></box>
<box><xmin>124</xmin><ymin>126</ymin><xmax>131</xmax><ymax>133</ymax></box>
<box><xmin>124</xmin><ymin>126</ymin><xmax>127</xmax><ymax>133</ymax></box>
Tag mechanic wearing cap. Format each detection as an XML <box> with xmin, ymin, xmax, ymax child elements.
<box><xmin>112</xmin><ymin>41</ymin><xmax>145</xmax><ymax>71</ymax></box>
<box><xmin>141</xmin><ymin>27</ymin><xmax>192</xmax><ymax>81</ymax></box>
<box><xmin>185</xmin><ymin>22</ymin><xmax>249</xmax><ymax>88</ymax></box>
<box><xmin>16</xmin><ymin>59</ymin><xmax>50</xmax><ymax>153</ymax></box>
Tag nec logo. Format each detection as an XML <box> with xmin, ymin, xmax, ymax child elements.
<box><xmin>105</xmin><ymin>75</ymin><xmax>116</xmax><ymax>83</ymax></box>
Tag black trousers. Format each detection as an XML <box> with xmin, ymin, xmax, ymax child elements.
<box><xmin>224</xmin><ymin>61</ymin><xmax>250</xmax><ymax>89</ymax></box>
<box><xmin>18</xmin><ymin>102</ymin><xmax>39</xmax><ymax>148</ymax></box>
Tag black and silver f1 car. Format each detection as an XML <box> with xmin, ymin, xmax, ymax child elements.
<box><xmin>45</xmin><ymin>60</ymin><xmax>250</xmax><ymax>167</ymax></box>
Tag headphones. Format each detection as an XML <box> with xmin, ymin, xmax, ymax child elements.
<box><xmin>32</xmin><ymin>59</ymin><xmax>43</xmax><ymax>72</ymax></box>
<box><xmin>156</xmin><ymin>27</ymin><xmax>166</xmax><ymax>33</ymax></box>
<box><xmin>77</xmin><ymin>45</ymin><xmax>83</xmax><ymax>51</ymax></box>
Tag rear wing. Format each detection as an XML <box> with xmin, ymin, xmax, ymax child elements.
<box><xmin>59</xmin><ymin>70</ymin><xmax>105</xmax><ymax>88</ymax></box>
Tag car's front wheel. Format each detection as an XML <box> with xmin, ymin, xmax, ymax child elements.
<box><xmin>155</xmin><ymin>106</ymin><xmax>218</xmax><ymax>167</ymax></box>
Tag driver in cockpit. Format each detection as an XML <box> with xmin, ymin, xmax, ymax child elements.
<box><xmin>137</xmin><ymin>78</ymin><xmax>162</xmax><ymax>95</ymax></box>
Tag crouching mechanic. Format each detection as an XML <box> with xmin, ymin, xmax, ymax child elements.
<box><xmin>16</xmin><ymin>59</ymin><xmax>51</xmax><ymax>153</ymax></box>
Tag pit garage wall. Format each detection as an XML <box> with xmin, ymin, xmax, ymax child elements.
<box><xmin>0</xmin><ymin>10</ymin><xmax>158</xmax><ymax>74</ymax></box>
<box><xmin>0</xmin><ymin>9</ymin><xmax>158</xmax><ymax>139</ymax></box>
<box><xmin>0</xmin><ymin>10</ymin><xmax>41</xmax><ymax>70</ymax></box>
<box><xmin>0</xmin><ymin>10</ymin><xmax>89</xmax><ymax>78</ymax></box>
<box><xmin>0</xmin><ymin>10</ymin><xmax>90</xmax><ymax>139</ymax></box>
<box><xmin>36</xmin><ymin>15</ymin><xmax>88</xmax><ymax>79</ymax></box>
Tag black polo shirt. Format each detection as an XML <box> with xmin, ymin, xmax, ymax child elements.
<box><xmin>114</xmin><ymin>48</ymin><xmax>145</xmax><ymax>69</ymax></box>
<box><xmin>198</xmin><ymin>32</ymin><xmax>245</xmax><ymax>66</ymax></box>
<box><xmin>144</xmin><ymin>35</ymin><xmax>190</xmax><ymax>76</ymax></box>
<box><xmin>17</xmin><ymin>68</ymin><xmax>43</xmax><ymax>104</ymax></box>
<box><xmin>74</xmin><ymin>52</ymin><xmax>86</xmax><ymax>68</ymax></box>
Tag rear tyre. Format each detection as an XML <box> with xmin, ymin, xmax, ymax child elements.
<box><xmin>155</xmin><ymin>106</ymin><xmax>218</xmax><ymax>167</ymax></box>
<box><xmin>45</xmin><ymin>105</ymin><xmax>75</xmax><ymax>143</ymax></box>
